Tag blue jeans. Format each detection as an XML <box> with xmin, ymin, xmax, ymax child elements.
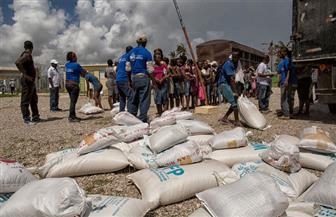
<box><xmin>218</xmin><ymin>83</ymin><xmax>237</xmax><ymax>108</ymax></box>
<box><xmin>281</xmin><ymin>84</ymin><xmax>297</xmax><ymax>117</ymax></box>
<box><xmin>50</xmin><ymin>87</ymin><xmax>60</xmax><ymax>111</ymax></box>
<box><xmin>154</xmin><ymin>81</ymin><xmax>168</xmax><ymax>105</ymax></box>
<box><xmin>117</xmin><ymin>81</ymin><xmax>133</xmax><ymax>112</ymax></box>
<box><xmin>130</xmin><ymin>76</ymin><xmax>151</xmax><ymax>123</ymax></box>
<box><xmin>206</xmin><ymin>83</ymin><xmax>211</xmax><ymax>102</ymax></box>
<box><xmin>258</xmin><ymin>84</ymin><xmax>271</xmax><ymax>110</ymax></box>
<box><xmin>66</xmin><ymin>84</ymin><xmax>79</xmax><ymax>119</ymax></box>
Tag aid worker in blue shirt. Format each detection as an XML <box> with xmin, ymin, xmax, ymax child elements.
<box><xmin>116</xmin><ymin>46</ymin><xmax>134</xmax><ymax>113</ymax></box>
<box><xmin>126</xmin><ymin>35</ymin><xmax>155</xmax><ymax>123</ymax></box>
<box><xmin>65</xmin><ymin>51</ymin><xmax>86</xmax><ymax>122</ymax></box>
<box><xmin>218</xmin><ymin>52</ymin><xmax>242</xmax><ymax>126</ymax></box>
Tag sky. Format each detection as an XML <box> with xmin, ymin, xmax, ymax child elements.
<box><xmin>0</xmin><ymin>0</ymin><xmax>292</xmax><ymax>68</ymax></box>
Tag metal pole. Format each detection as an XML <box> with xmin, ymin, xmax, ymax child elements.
<box><xmin>172</xmin><ymin>0</ymin><xmax>208</xmax><ymax>105</ymax></box>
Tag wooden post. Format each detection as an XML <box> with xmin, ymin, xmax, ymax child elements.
<box><xmin>173</xmin><ymin>0</ymin><xmax>208</xmax><ymax>105</ymax></box>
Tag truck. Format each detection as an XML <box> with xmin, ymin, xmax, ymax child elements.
<box><xmin>292</xmin><ymin>0</ymin><xmax>336</xmax><ymax>113</ymax></box>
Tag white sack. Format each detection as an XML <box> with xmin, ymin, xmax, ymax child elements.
<box><xmin>78</xmin><ymin>127</ymin><xmax>119</xmax><ymax>155</ymax></box>
<box><xmin>177</xmin><ymin>120</ymin><xmax>215</xmax><ymax>135</ymax></box>
<box><xmin>149</xmin><ymin>125</ymin><xmax>188</xmax><ymax>153</ymax></box>
<box><xmin>127</xmin><ymin>160</ymin><xmax>236</xmax><ymax>209</ymax></box>
<box><xmin>88</xmin><ymin>195</ymin><xmax>150</xmax><ymax>217</ymax></box>
<box><xmin>316</xmin><ymin>206</ymin><xmax>336</xmax><ymax>217</ymax></box>
<box><xmin>38</xmin><ymin>148</ymin><xmax>129</xmax><ymax>178</ymax></box>
<box><xmin>110</xmin><ymin>107</ymin><xmax>120</xmax><ymax>117</ymax></box>
<box><xmin>127</xmin><ymin>143</ymin><xmax>156</xmax><ymax>170</ymax></box>
<box><xmin>111</xmin><ymin>140</ymin><xmax>143</xmax><ymax>154</ymax></box>
<box><xmin>206</xmin><ymin>143</ymin><xmax>269</xmax><ymax>167</ymax></box>
<box><xmin>196</xmin><ymin>172</ymin><xmax>289</xmax><ymax>217</ymax></box>
<box><xmin>79</xmin><ymin>102</ymin><xmax>104</xmax><ymax>115</ymax></box>
<box><xmin>187</xmin><ymin>135</ymin><xmax>214</xmax><ymax>146</ymax></box>
<box><xmin>0</xmin><ymin>178</ymin><xmax>91</xmax><ymax>217</ymax></box>
<box><xmin>298</xmin><ymin>126</ymin><xmax>336</xmax><ymax>153</ymax></box>
<box><xmin>284</xmin><ymin>201</ymin><xmax>315</xmax><ymax>217</ymax></box>
<box><xmin>116</xmin><ymin>123</ymin><xmax>149</xmax><ymax>143</ymax></box>
<box><xmin>232</xmin><ymin>161</ymin><xmax>318</xmax><ymax>198</ymax></box>
<box><xmin>150</xmin><ymin>115</ymin><xmax>176</xmax><ymax>130</ymax></box>
<box><xmin>161</xmin><ymin>107</ymin><xmax>182</xmax><ymax>117</ymax></box>
<box><xmin>300</xmin><ymin>151</ymin><xmax>335</xmax><ymax>171</ymax></box>
<box><xmin>174</xmin><ymin>111</ymin><xmax>194</xmax><ymax>120</ymax></box>
<box><xmin>209</xmin><ymin>127</ymin><xmax>247</xmax><ymax>150</ymax></box>
<box><xmin>188</xmin><ymin>208</ymin><xmax>211</xmax><ymax>217</ymax></box>
<box><xmin>0</xmin><ymin>158</ymin><xmax>36</xmax><ymax>193</ymax></box>
<box><xmin>155</xmin><ymin>141</ymin><xmax>212</xmax><ymax>168</ymax></box>
<box><xmin>0</xmin><ymin>193</ymin><xmax>12</xmax><ymax>208</ymax></box>
<box><xmin>304</xmin><ymin>162</ymin><xmax>336</xmax><ymax>209</ymax></box>
<box><xmin>238</xmin><ymin>96</ymin><xmax>267</xmax><ymax>130</ymax></box>
<box><xmin>260</xmin><ymin>135</ymin><xmax>301</xmax><ymax>173</ymax></box>
<box><xmin>113</xmin><ymin>111</ymin><xmax>143</xmax><ymax>126</ymax></box>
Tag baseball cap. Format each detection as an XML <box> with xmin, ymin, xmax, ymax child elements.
<box><xmin>50</xmin><ymin>59</ymin><xmax>58</xmax><ymax>64</ymax></box>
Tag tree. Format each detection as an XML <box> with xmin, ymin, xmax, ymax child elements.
<box><xmin>176</xmin><ymin>43</ymin><xmax>187</xmax><ymax>57</ymax></box>
<box><xmin>169</xmin><ymin>51</ymin><xmax>177</xmax><ymax>59</ymax></box>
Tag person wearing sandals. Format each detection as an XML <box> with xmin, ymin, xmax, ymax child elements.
<box><xmin>81</xmin><ymin>71</ymin><xmax>103</xmax><ymax>109</ymax></box>
<box><xmin>218</xmin><ymin>52</ymin><xmax>242</xmax><ymax>127</ymax></box>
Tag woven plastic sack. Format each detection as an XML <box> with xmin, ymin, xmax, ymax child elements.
<box><xmin>88</xmin><ymin>194</ymin><xmax>150</xmax><ymax>217</ymax></box>
<box><xmin>304</xmin><ymin>162</ymin><xmax>336</xmax><ymax>208</ymax></box>
<box><xmin>155</xmin><ymin>141</ymin><xmax>212</xmax><ymax>168</ymax></box>
<box><xmin>0</xmin><ymin>158</ymin><xmax>36</xmax><ymax>193</ymax></box>
<box><xmin>0</xmin><ymin>193</ymin><xmax>12</xmax><ymax>208</ymax></box>
<box><xmin>260</xmin><ymin>135</ymin><xmax>301</xmax><ymax>173</ymax></box>
<box><xmin>127</xmin><ymin>160</ymin><xmax>236</xmax><ymax>209</ymax></box>
<box><xmin>284</xmin><ymin>201</ymin><xmax>315</xmax><ymax>217</ymax></box>
<box><xmin>116</xmin><ymin>123</ymin><xmax>149</xmax><ymax>143</ymax></box>
<box><xmin>149</xmin><ymin>125</ymin><xmax>188</xmax><ymax>153</ymax></box>
<box><xmin>298</xmin><ymin>126</ymin><xmax>336</xmax><ymax>153</ymax></box>
<box><xmin>127</xmin><ymin>141</ymin><xmax>156</xmax><ymax>170</ymax></box>
<box><xmin>161</xmin><ymin>107</ymin><xmax>182</xmax><ymax>117</ymax></box>
<box><xmin>174</xmin><ymin>111</ymin><xmax>194</xmax><ymax>120</ymax></box>
<box><xmin>110</xmin><ymin>107</ymin><xmax>119</xmax><ymax>117</ymax></box>
<box><xmin>38</xmin><ymin>148</ymin><xmax>129</xmax><ymax>178</ymax></box>
<box><xmin>196</xmin><ymin>172</ymin><xmax>289</xmax><ymax>217</ymax></box>
<box><xmin>79</xmin><ymin>102</ymin><xmax>104</xmax><ymax>115</ymax></box>
<box><xmin>316</xmin><ymin>206</ymin><xmax>336</xmax><ymax>217</ymax></box>
<box><xmin>111</xmin><ymin>139</ymin><xmax>143</xmax><ymax>154</ymax></box>
<box><xmin>78</xmin><ymin>127</ymin><xmax>119</xmax><ymax>155</ymax></box>
<box><xmin>0</xmin><ymin>178</ymin><xmax>91</xmax><ymax>217</ymax></box>
<box><xmin>237</xmin><ymin>96</ymin><xmax>267</xmax><ymax>130</ymax></box>
<box><xmin>177</xmin><ymin>120</ymin><xmax>215</xmax><ymax>135</ymax></box>
<box><xmin>232</xmin><ymin>161</ymin><xmax>318</xmax><ymax>198</ymax></box>
<box><xmin>188</xmin><ymin>208</ymin><xmax>211</xmax><ymax>217</ymax></box>
<box><xmin>113</xmin><ymin>111</ymin><xmax>143</xmax><ymax>126</ymax></box>
<box><xmin>150</xmin><ymin>115</ymin><xmax>176</xmax><ymax>130</ymax></box>
<box><xmin>209</xmin><ymin>127</ymin><xmax>247</xmax><ymax>150</ymax></box>
<box><xmin>187</xmin><ymin>135</ymin><xmax>214</xmax><ymax>146</ymax></box>
<box><xmin>206</xmin><ymin>143</ymin><xmax>269</xmax><ymax>167</ymax></box>
<box><xmin>300</xmin><ymin>151</ymin><xmax>335</xmax><ymax>171</ymax></box>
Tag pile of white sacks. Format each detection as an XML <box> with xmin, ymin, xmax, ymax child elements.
<box><xmin>1</xmin><ymin>106</ymin><xmax>335</xmax><ymax>217</ymax></box>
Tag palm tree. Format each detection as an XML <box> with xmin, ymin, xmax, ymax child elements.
<box><xmin>169</xmin><ymin>51</ymin><xmax>177</xmax><ymax>59</ymax></box>
<box><xmin>176</xmin><ymin>43</ymin><xmax>187</xmax><ymax>57</ymax></box>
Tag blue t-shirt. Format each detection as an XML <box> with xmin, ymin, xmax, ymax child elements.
<box><xmin>218</xmin><ymin>60</ymin><xmax>235</xmax><ymax>85</ymax></box>
<box><xmin>277</xmin><ymin>57</ymin><xmax>289</xmax><ymax>86</ymax></box>
<box><xmin>127</xmin><ymin>46</ymin><xmax>152</xmax><ymax>74</ymax></box>
<box><xmin>85</xmin><ymin>73</ymin><xmax>101</xmax><ymax>90</ymax></box>
<box><xmin>65</xmin><ymin>62</ymin><xmax>83</xmax><ymax>84</ymax></box>
<box><xmin>116</xmin><ymin>52</ymin><xmax>130</xmax><ymax>82</ymax></box>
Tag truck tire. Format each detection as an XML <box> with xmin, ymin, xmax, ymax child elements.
<box><xmin>328</xmin><ymin>104</ymin><xmax>336</xmax><ymax>114</ymax></box>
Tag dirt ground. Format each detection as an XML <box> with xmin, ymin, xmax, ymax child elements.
<box><xmin>1</xmin><ymin>88</ymin><xmax>335</xmax><ymax>216</ymax></box>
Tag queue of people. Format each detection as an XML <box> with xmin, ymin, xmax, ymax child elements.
<box><xmin>15</xmin><ymin>39</ymin><xmax>318</xmax><ymax>126</ymax></box>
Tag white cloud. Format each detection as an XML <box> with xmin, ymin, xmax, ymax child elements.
<box><xmin>0</xmin><ymin>0</ymin><xmax>292</xmax><ymax>67</ymax></box>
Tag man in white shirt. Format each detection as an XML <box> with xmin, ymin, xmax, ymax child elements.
<box><xmin>48</xmin><ymin>59</ymin><xmax>62</xmax><ymax>111</ymax></box>
<box><xmin>256</xmin><ymin>55</ymin><xmax>272</xmax><ymax>112</ymax></box>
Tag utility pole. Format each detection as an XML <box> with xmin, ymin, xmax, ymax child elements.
<box><xmin>172</xmin><ymin>0</ymin><xmax>208</xmax><ymax>105</ymax></box>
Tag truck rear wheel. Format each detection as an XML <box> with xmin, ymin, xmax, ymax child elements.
<box><xmin>329</xmin><ymin>104</ymin><xmax>336</xmax><ymax>114</ymax></box>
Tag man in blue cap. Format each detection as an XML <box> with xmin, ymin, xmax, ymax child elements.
<box><xmin>126</xmin><ymin>35</ymin><xmax>155</xmax><ymax>123</ymax></box>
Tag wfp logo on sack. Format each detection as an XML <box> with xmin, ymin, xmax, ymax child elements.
<box><xmin>251</xmin><ymin>143</ymin><xmax>269</xmax><ymax>151</ymax></box>
<box><xmin>151</xmin><ymin>165</ymin><xmax>185</xmax><ymax>182</ymax></box>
